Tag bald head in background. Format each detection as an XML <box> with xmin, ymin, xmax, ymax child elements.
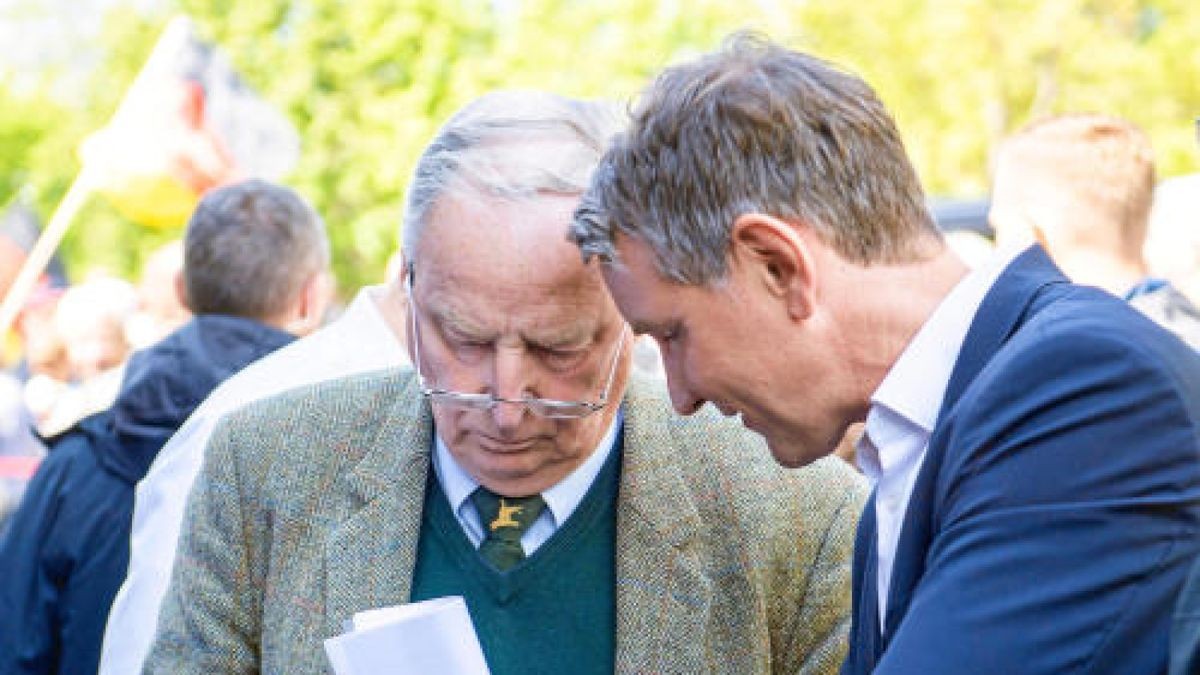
<box><xmin>990</xmin><ymin>113</ymin><xmax>1200</xmax><ymax>347</ymax></box>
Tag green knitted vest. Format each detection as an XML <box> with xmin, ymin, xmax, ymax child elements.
<box><xmin>410</xmin><ymin>440</ymin><xmax>621</xmax><ymax>675</ymax></box>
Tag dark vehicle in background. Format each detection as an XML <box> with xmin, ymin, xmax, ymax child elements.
<box><xmin>930</xmin><ymin>198</ymin><xmax>991</xmax><ymax>237</ymax></box>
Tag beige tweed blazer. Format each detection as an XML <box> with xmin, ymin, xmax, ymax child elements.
<box><xmin>145</xmin><ymin>369</ymin><xmax>865</xmax><ymax>674</ymax></box>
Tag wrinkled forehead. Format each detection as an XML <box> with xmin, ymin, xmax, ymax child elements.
<box><xmin>412</xmin><ymin>191</ymin><xmax>622</xmax><ymax>339</ymax></box>
<box><xmin>418</xmin><ymin>266</ymin><xmax>618</xmax><ymax>345</ymax></box>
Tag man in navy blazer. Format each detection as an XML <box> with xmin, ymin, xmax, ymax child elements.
<box><xmin>570</xmin><ymin>32</ymin><xmax>1200</xmax><ymax>674</ymax></box>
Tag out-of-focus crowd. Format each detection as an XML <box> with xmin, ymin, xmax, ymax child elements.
<box><xmin>0</xmin><ymin>232</ymin><xmax>191</xmax><ymax>526</ymax></box>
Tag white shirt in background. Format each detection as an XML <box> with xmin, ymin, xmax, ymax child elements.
<box><xmin>98</xmin><ymin>285</ymin><xmax>409</xmax><ymax>675</ymax></box>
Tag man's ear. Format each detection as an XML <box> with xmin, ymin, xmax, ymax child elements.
<box><xmin>284</xmin><ymin>270</ymin><xmax>335</xmax><ymax>336</ymax></box>
<box><xmin>173</xmin><ymin>270</ymin><xmax>191</xmax><ymax>312</ymax></box>
<box><xmin>386</xmin><ymin>248</ymin><xmax>407</xmax><ymax>285</ymax></box>
<box><xmin>730</xmin><ymin>213</ymin><xmax>816</xmax><ymax>321</ymax></box>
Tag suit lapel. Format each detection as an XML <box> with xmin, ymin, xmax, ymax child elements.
<box><xmin>844</xmin><ymin>489</ymin><xmax>882</xmax><ymax>675</ymax></box>
<box><xmin>324</xmin><ymin>371</ymin><xmax>433</xmax><ymax>637</ymax></box>
<box><xmin>940</xmin><ymin>245</ymin><xmax>1067</xmax><ymax>415</ymax></box>
<box><xmin>881</xmin><ymin>245</ymin><xmax>1069</xmax><ymax>640</ymax></box>
<box><xmin>614</xmin><ymin>377</ymin><xmax>712</xmax><ymax>672</ymax></box>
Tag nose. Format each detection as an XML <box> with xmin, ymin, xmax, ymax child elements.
<box><xmin>660</xmin><ymin>343</ymin><xmax>703</xmax><ymax>416</ymax></box>
<box><xmin>490</xmin><ymin>345</ymin><xmax>532</xmax><ymax>432</ymax></box>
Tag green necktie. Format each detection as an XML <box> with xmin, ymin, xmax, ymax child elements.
<box><xmin>470</xmin><ymin>487</ymin><xmax>546</xmax><ymax>572</ymax></box>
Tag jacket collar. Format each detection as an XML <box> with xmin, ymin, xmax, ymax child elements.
<box><xmin>880</xmin><ymin>245</ymin><xmax>1069</xmax><ymax>644</ymax></box>
<box><xmin>324</xmin><ymin>370</ymin><xmax>431</xmax><ymax>637</ymax></box>
<box><xmin>322</xmin><ymin>371</ymin><xmax>710</xmax><ymax>666</ymax></box>
<box><xmin>613</xmin><ymin>374</ymin><xmax>710</xmax><ymax>670</ymax></box>
<box><xmin>938</xmin><ymin>245</ymin><xmax>1068</xmax><ymax>420</ymax></box>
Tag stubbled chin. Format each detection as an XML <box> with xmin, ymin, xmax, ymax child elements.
<box><xmin>764</xmin><ymin>435</ymin><xmax>823</xmax><ymax>469</ymax></box>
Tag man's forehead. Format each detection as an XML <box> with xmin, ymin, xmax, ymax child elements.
<box><xmin>416</xmin><ymin>252</ymin><xmax>610</xmax><ymax>325</ymax></box>
<box><xmin>422</xmin><ymin>282</ymin><xmax>608</xmax><ymax>341</ymax></box>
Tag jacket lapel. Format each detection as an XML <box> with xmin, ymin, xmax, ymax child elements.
<box><xmin>843</xmin><ymin>489</ymin><xmax>882</xmax><ymax>675</ymax></box>
<box><xmin>614</xmin><ymin>376</ymin><xmax>712</xmax><ymax>672</ymax></box>
<box><xmin>324</xmin><ymin>371</ymin><xmax>432</xmax><ymax>637</ymax></box>
<box><xmin>882</xmin><ymin>245</ymin><xmax>1069</xmax><ymax>641</ymax></box>
<box><xmin>939</xmin><ymin>245</ymin><xmax>1068</xmax><ymax>415</ymax></box>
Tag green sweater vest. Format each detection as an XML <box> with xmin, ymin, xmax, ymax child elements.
<box><xmin>410</xmin><ymin>442</ymin><xmax>621</xmax><ymax>675</ymax></box>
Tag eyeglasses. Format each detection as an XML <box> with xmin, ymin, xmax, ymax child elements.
<box><xmin>406</xmin><ymin>271</ymin><xmax>627</xmax><ymax>419</ymax></box>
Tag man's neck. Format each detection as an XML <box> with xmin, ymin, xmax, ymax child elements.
<box><xmin>1051</xmin><ymin>250</ymin><xmax>1147</xmax><ymax>297</ymax></box>
<box><xmin>833</xmin><ymin>246</ymin><xmax>971</xmax><ymax>408</ymax></box>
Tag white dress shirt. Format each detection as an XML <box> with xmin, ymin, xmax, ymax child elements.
<box><xmin>99</xmin><ymin>286</ymin><xmax>409</xmax><ymax>675</ymax></box>
<box><xmin>856</xmin><ymin>248</ymin><xmax>1017</xmax><ymax>627</ymax></box>
<box><xmin>433</xmin><ymin>410</ymin><xmax>622</xmax><ymax>556</ymax></box>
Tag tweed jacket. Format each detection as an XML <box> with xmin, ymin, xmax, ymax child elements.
<box><xmin>144</xmin><ymin>370</ymin><xmax>865</xmax><ymax>674</ymax></box>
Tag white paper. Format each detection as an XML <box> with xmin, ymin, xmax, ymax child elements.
<box><xmin>324</xmin><ymin>596</ymin><xmax>490</xmax><ymax>675</ymax></box>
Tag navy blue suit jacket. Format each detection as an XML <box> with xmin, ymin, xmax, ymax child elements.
<box><xmin>843</xmin><ymin>246</ymin><xmax>1200</xmax><ymax>674</ymax></box>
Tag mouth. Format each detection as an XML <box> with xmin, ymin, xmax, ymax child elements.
<box><xmin>713</xmin><ymin>402</ymin><xmax>738</xmax><ymax>418</ymax></box>
<box><xmin>477</xmin><ymin>436</ymin><xmax>539</xmax><ymax>453</ymax></box>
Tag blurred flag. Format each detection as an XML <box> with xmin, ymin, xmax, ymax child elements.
<box><xmin>78</xmin><ymin>17</ymin><xmax>300</xmax><ymax>228</ymax></box>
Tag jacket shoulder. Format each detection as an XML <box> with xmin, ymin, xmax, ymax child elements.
<box><xmin>217</xmin><ymin>368</ymin><xmax>417</xmax><ymax>450</ymax></box>
<box><xmin>624</xmin><ymin>376</ymin><xmax>865</xmax><ymax>531</ymax></box>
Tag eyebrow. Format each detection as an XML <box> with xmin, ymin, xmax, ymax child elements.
<box><xmin>428</xmin><ymin>302</ymin><xmax>599</xmax><ymax>349</ymax></box>
<box><xmin>428</xmin><ymin>304</ymin><xmax>494</xmax><ymax>341</ymax></box>
<box><xmin>625</xmin><ymin>319</ymin><xmax>664</xmax><ymax>336</ymax></box>
<box><xmin>525</xmin><ymin>326</ymin><xmax>595</xmax><ymax>350</ymax></box>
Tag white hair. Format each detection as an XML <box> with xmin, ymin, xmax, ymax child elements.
<box><xmin>400</xmin><ymin>90</ymin><xmax>624</xmax><ymax>268</ymax></box>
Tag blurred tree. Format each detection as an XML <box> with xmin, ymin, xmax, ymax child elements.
<box><xmin>794</xmin><ymin>0</ymin><xmax>1200</xmax><ymax>194</ymax></box>
<box><xmin>176</xmin><ymin>0</ymin><xmax>498</xmax><ymax>294</ymax></box>
<box><xmin>0</xmin><ymin>2</ymin><xmax>175</xmax><ymax>282</ymax></box>
<box><xmin>0</xmin><ymin>87</ymin><xmax>65</xmax><ymax>210</ymax></box>
<box><xmin>1</xmin><ymin>0</ymin><xmax>1197</xmax><ymax>295</ymax></box>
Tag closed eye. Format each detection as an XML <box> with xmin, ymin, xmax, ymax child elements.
<box><xmin>536</xmin><ymin>346</ymin><xmax>588</xmax><ymax>371</ymax></box>
<box><xmin>443</xmin><ymin>334</ymin><xmax>493</xmax><ymax>362</ymax></box>
<box><xmin>658</xmin><ymin>323</ymin><xmax>681</xmax><ymax>343</ymax></box>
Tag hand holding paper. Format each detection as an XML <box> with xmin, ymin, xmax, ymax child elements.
<box><xmin>324</xmin><ymin>596</ymin><xmax>490</xmax><ymax>675</ymax></box>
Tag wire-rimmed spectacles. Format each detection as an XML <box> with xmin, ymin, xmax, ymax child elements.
<box><xmin>406</xmin><ymin>270</ymin><xmax>627</xmax><ymax>419</ymax></box>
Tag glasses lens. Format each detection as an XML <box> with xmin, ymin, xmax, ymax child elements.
<box><xmin>427</xmin><ymin>391</ymin><xmax>495</xmax><ymax>411</ymax></box>
<box><xmin>527</xmin><ymin>400</ymin><xmax>600</xmax><ymax>419</ymax></box>
<box><xmin>424</xmin><ymin>390</ymin><xmax>600</xmax><ymax>419</ymax></box>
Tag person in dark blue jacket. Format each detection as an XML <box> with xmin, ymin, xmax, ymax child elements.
<box><xmin>0</xmin><ymin>179</ymin><xmax>331</xmax><ymax>674</ymax></box>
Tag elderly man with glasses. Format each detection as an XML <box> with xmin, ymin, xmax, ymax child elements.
<box><xmin>140</xmin><ymin>91</ymin><xmax>866</xmax><ymax>675</ymax></box>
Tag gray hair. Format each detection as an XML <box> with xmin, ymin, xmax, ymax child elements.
<box><xmin>401</xmin><ymin>90</ymin><xmax>624</xmax><ymax>265</ymax></box>
<box><xmin>570</xmin><ymin>32</ymin><xmax>940</xmax><ymax>285</ymax></box>
<box><xmin>184</xmin><ymin>179</ymin><xmax>329</xmax><ymax>319</ymax></box>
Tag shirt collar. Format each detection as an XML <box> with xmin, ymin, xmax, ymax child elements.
<box><xmin>872</xmin><ymin>247</ymin><xmax>1017</xmax><ymax>429</ymax></box>
<box><xmin>433</xmin><ymin>408</ymin><xmax>623</xmax><ymax>527</ymax></box>
<box><xmin>857</xmin><ymin>246</ymin><xmax>1018</xmax><ymax>477</ymax></box>
<box><xmin>1124</xmin><ymin>277</ymin><xmax>1170</xmax><ymax>302</ymax></box>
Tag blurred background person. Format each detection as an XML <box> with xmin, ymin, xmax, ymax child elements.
<box><xmin>102</xmin><ymin>220</ymin><xmax>399</xmax><ymax>675</ymax></box>
<box><xmin>0</xmin><ymin>179</ymin><xmax>331</xmax><ymax>675</ymax></box>
<box><xmin>1166</xmin><ymin>126</ymin><xmax>1200</xmax><ymax>675</ymax></box>
<box><xmin>990</xmin><ymin>113</ymin><xmax>1200</xmax><ymax>348</ymax></box>
<box><xmin>0</xmin><ymin>284</ymin><xmax>63</xmax><ymax>536</ymax></box>
<box><xmin>125</xmin><ymin>240</ymin><xmax>191</xmax><ymax>350</ymax></box>
<box><xmin>0</xmin><ymin>372</ymin><xmax>43</xmax><ymax>536</ymax></box>
<box><xmin>1146</xmin><ymin>172</ymin><xmax>1200</xmax><ymax>305</ymax></box>
<box><xmin>26</xmin><ymin>276</ymin><xmax>137</xmax><ymax>437</ymax></box>
<box><xmin>55</xmin><ymin>276</ymin><xmax>137</xmax><ymax>381</ymax></box>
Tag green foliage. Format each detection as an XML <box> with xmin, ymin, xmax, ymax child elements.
<box><xmin>2</xmin><ymin>0</ymin><xmax>1199</xmax><ymax>295</ymax></box>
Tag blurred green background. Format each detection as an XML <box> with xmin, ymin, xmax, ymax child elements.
<box><xmin>2</xmin><ymin>0</ymin><xmax>1198</xmax><ymax>298</ymax></box>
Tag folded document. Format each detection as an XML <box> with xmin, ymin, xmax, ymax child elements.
<box><xmin>324</xmin><ymin>596</ymin><xmax>490</xmax><ymax>674</ymax></box>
